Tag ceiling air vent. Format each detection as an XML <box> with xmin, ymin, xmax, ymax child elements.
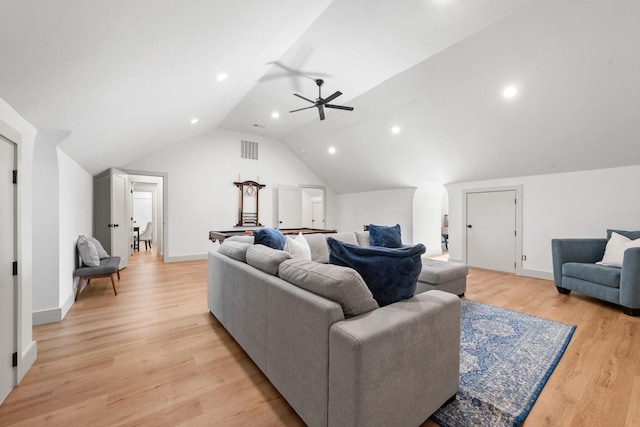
<box><xmin>241</xmin><ymin>140</ymin><xmax>259</xmax><ymax>160</ymax></box>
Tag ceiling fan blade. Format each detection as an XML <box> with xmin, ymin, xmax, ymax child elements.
<box><xmin>318</xmin><ymin>104</ymin><xmax>325</xmax><ymax>120</ymax></box>
<box><xmin>289</xmin><ymin>105</ymin><xmax>317</xmax><ymax>113</ymax></box>
<box><xmin>325</xmin><ymin>104</ymin><xmax>354</xmax><ymax>111</ymax></box>
<box><xmin>323</xmin><ymin>91</ymin><xmax>342</xmax><ymax>104</ymax></box>
<box><xmin>293</xmin><ymin>93</ymin><xmax>315</xmax><ymax>103</ymax></box>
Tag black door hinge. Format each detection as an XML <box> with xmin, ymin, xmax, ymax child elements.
<box><xmin>12</xmin><ymin>261</ymin><xmax>17</xmax><ymax>276</ymax></box>
<box><xmin>13</xmin><ymin>170</ymin><xmax>17</xmax><ymax>184</ymax></box>
<box><xmin>12</xmin><ymin>352</ymin><xmax>17</xmax><ymax>367</ymax></box>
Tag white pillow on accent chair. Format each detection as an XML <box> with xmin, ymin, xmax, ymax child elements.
<box><xmin>597</xmin><ymin>232</ymin><xmax>640</xmax><ymax>268</ymax></box>
<box><xmin>88</xmin><ymin>236</ymin><xmax>110</xmax><ymax>259</ymax></box>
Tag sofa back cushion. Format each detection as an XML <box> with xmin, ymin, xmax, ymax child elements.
<box><xmin>226</xmin><ymin>235</ymin><xmax>255</xmax><ymax>244</ymax></box>
<box><xmin>355</xmin><ymin>231</ymin><xmax>370</xmax><ymax>246</ymax></box>
<box><xmin>279</xmin><ymin>259</ymin><xmax>378</xmax><ymax>318</ymax></box>
<box><xmin>304</xmin><ymin>232</ymin><xmax>359</xmax><ymax>264</ymax></box>
<box><xmin>246</xmin><ymin>244</ymin><xmax>292</xmax><ymax>275</ymax></box>
<box><xmin>327</xmin><ymin>237</ymin><xmax>426</xmax><ymax>307</ymax></box>
<box><xmin>218</xmin><ymin>240</ymin><xmax>252</xmax><ymax>263</ymax></box>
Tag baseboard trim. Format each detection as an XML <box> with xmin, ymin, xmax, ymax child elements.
<box><xmin>33</xmin><ymin>307</ymin><xmax>61</xmax><ymax>325</ymax></box>
<box><xmin>18</xmin><ymin>340</ymin><xmax>37</xmax><ymax>384</ymax></box>
<box><xmin>165</xmin><ymin>254</ymin><xmax>208</xmax><ymax>263</ymax></box>
<box><xmin>521</xmin><ymin>269</ymin><xmax>554</xmax><ymax>281</ymax></box>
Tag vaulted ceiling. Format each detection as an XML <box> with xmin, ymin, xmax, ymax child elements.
<box><xmin>2</xmin><ymin>0</ymin><xmax>639</xmax><ymax>194</ymax></box>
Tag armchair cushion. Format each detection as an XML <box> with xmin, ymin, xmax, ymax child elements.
<box><xmin>563</xmin><ymin>263</ymin><xmax>621</xmax><ymax>288</ymax></box>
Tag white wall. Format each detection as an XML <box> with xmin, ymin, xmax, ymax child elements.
<box><xmin>446</xmin><ymin>165</ymin><xmax>640</xmax><ymax>278</ymax></box>
<box><xmin>58</xmin><ymin>149</ymin><xmax>93</xmax><ymax>313</ymax></box>
<box><xmin>125</xmin><ymin>128</ymin><xmax>334</xmax><ymax>260</ymax></box>
<box><xmin>336</xmin><ymin>188</ymin><xmax>416</xmax><ymax>244</ymax></box>
<box><xmin>0</xmin><ymin>97</ymin><xmax>37</xmax><ymax>383</ymax></box>
<box><xmin>413</xmin><ymin>182</ymin><xmax>447</xmax><ymax>255</ymax></box>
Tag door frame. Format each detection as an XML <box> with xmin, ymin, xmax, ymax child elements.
<box><xmin>0</xmin><ymin>134</ymin><xmax>17</xmax><ymax>402</ymax></box>
<box><xmin>461</xmin><ymin>185</ymin><xmax>523</xmax><ymax>275</ymax></box>
<box><xmin>124</xmin><ymin>169</ymin><xmax>168</xmax><ymax>263</ymax></box>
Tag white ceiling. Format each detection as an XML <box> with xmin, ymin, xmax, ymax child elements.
<box><xmin>2</xmin><ymin>0</ymin><xmax>640</xmax><ymax>194</ymax></box>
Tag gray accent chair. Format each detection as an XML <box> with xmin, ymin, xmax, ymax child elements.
<box><xmin>551</xmin><ymin>229</ymin><xmax>640</xmax><ymax>316</ymax></box>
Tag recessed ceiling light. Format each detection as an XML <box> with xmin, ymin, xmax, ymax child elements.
<box><xmin>271</xmin><ymin>111</ymin><xmax>280</xmax><ymax>119</ymax></box>
<box><xmin>328</xmin><ymin>146</ymin><xmax>336</xmax><ymax>154</ymax></box>
<box><xmin>216</xmin><ymin>73</ymin><xmax>228</xmax><ymax>82</ymax></box>
<box><xmin>190</xmin><ymin>118</ymin><xmax>199</xmax><ymax>125</ymax></box>
<box><xmin>503</xmin><ymin>85</ymin><xmax>518</xmax><ymax>98</ymax></box>
<box><xmin>391</xmin><ymin>126</ymin><xmax>401</xmax><ymax>134</ymax></box>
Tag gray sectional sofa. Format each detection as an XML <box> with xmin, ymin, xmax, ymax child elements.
<box><xmin>207</xmin><ymin>231</ymin><xmax>461</xmax><ymax>427</ymax></box>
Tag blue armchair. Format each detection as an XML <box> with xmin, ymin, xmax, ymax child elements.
<box><xmin>551</xmin><ymin>230</ymin><xmax>640</xmax><ymax>316</ymax></box>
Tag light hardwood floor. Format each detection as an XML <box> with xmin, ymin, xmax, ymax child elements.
<box><xmin>0</xmin><ymin>251</ymin><xmax>639</xmax><ymax>426</ymax></box>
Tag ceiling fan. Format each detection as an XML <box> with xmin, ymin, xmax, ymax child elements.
<box><xmin>289</xmin><ymin>79</ymin><xmax>354</xmax><ymax>121</ymax></box>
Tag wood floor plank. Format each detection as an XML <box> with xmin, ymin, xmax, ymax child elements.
<box><xmin>1</xmin><ymin>250</ymin><xmax>639</xmax><ymax>426</ymax></box>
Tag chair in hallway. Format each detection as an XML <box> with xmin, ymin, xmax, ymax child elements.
<box><xmin>139</xmin><ymin>221</ymin><xmax>153</xmax><ymax>250</ymax></box>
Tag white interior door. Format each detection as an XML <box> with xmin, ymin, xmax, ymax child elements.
<box><xmin>466</xmin><ymin>190</ymin><xmax>516</xmax><ymax>273</ymax></box>
<box><xmin>312</xmin><ymin>201</ymin><xmax>324</xmax><ymax>229</ymax></box>
<box><xmin>111</xmin><ymin>169</ymin><xmax>129</xmax><ymax>268</ymax></box>
<box><xmin>0</xmin><ymin>136</ymin><xmax>15</xmax><ymax>404</ymax></box>
<box><xmin>278</xmin><ymin>186</ymin><xmax>302</xmax><ymax>229</ymax></box>
<box><xmin>94</xmin><ymin>168</ymin><xmax>129</xmax><ymax>269</ymax></box>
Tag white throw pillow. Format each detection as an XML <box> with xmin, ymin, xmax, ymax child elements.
<box><xmin>597</xmin><ymin>232</ymin><xmax>640</xmax><ymax>267</ymax></box>
<box><xmin>284</xmin><ymin>233</ymin><xmax>312</xmax><ymax>260</ymax></box>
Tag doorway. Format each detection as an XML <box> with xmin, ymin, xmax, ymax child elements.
<box><xmin>463</xmin><ymin>186</ymin><xmax>522</xmax><ymax>274</ymax></box>
<box><xmin>128</xmin><ymin>174</ymin><xmax>164</xmax><ymax>257</ymax></box>
<box><xmin>0</xmin><ymin>135</ymin><xmax>16</xmax><ymax>404</ymax></box>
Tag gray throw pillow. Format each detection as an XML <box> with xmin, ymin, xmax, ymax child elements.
<box><xmin>246</xmin><ymin>244</ymin><xmax>292</xmax><ymax>275</ymax></box>
<box><xmin>87</xmin><ymin>236</ymin><xmax>110</xmax><ymax>259</ymax></box>
<box><xmin>279</xmin><ymin>259</ymin><xmax>379</xmax><ymax>318</ymax></box>
<box><xmin>77</xmin><ymin>235</ymin><xmax>100</xmax><ymax>267</ymax></box>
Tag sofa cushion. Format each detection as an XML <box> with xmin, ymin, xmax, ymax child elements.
<box><xmin>598</xmin><ymin>232</ymin><xmax>640</xmax><ymax>268</ymax></box>
<box><xmin>418</xmin><ymin>259</ymin><xmax>469</xmax><ymax>284</ymax></box>
<box><xmin>355</xmin><ymin>231</ymin><xmax>370</xmax><ymax>247</ymax></box>
<box><xmin>77</xmin><ymin>235</ymin><xmax>100</xmax><ymax>267</ymax></box>
<box><xmin>279</xmin><ymin>259</ymin><xmax>378</xmax><ymax>318</ymax></box>
<box><xmin>563</xmin><ymin>262</ymin><xmax>621</xmax><ymax>288</ymax></box>
<box><xmin>218</xmin><ymin>240</ymin><xmax>251</xmax><ymax>263</ymax></box>
<box><xmin>327</xmin><ymin>237</ymin><xmax>426</xmax><ymax>306</ymax></box>
<box><xmin>227</xmin><ymin>235</ymin><xmax>255</xmax><ymax>244</ymax></box>
<box><xmin>284</xmin><ymin>233</ymin><xmax>312</xmax><ymax>260</ymax></box>
<box><xmin>304</xmin><ymin>232</ymin><xmax>358</xmax><ymax>264</ymax></box>
<box><xmin>246</xmin><ymin>244</ymin><xmax>292</xmax><ymax>275</ymax></box>
<box><xmin>253</xmin><ymin>228</ymin><xmax>286</xmax><ymax>250</ymax></box>
<box><xmin>368</xmin><ymin>224</ymin><xmax>402</xmax><ymax>248</ymax></box>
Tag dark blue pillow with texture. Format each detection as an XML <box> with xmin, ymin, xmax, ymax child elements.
<box><xmin>253</xmin><ymin>228</ymin><xmax>286</xmax><ymax>250</ymax></box>
<box><xmin>327</xmin><ymin>237</ymin><xmax>425</xmax><ymax>307</ymax></box>
<box><xmin>369</xmin><ymin>223</ymin><xmax>402</xmax><ymax>248</ymax></box>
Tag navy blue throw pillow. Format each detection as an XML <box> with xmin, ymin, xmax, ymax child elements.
<box><xmin>369</xmin><ymin>224</ymin><xmax>402</xmax><ymax>248</ymax></box>
<box><xmin>327</xmin><ymin>237</ymin><xmax>425</xmax><ymax>307</ymax></box>
<box><xmin>253</xmin><ymin>228</ymin><xmax>286</xmax><ymax>250</ymax></box>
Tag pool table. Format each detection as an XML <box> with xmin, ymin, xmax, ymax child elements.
<box><xmin>209</xmin><ymin>228</ymin><xmax>337</xmax><ymax>243</ymax></box>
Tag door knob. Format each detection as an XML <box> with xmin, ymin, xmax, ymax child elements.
<box><xmin>467</xmin><ymin>225</ymin><xmax>473</xmax><ymax>228</ymax></box>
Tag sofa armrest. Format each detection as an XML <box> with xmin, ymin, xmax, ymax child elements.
<box><xmin>620</xmin><ymin>247</ymin><xmax>640</xmax><ymax>309</ymax></box>
<box><xmin>551</xmin><ymin>238</ymin><xmax>607</xmax><ymax>286</ymax></box>
<box><xmin>328</xmin><ymin>290</ymin><xmax>460</xmax><ymax>427</ymax></box>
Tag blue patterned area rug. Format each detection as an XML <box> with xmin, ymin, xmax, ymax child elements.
<box><xmin>431</xmin><ymin>300</ymin><xmax>576</xmax><ymax>427</ymax></box>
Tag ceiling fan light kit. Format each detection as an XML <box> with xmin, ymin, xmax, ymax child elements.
<box><xmin>289</xmin><ymin>79</ymin><xmax>354</xmax><ymax>121</ymax></box>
